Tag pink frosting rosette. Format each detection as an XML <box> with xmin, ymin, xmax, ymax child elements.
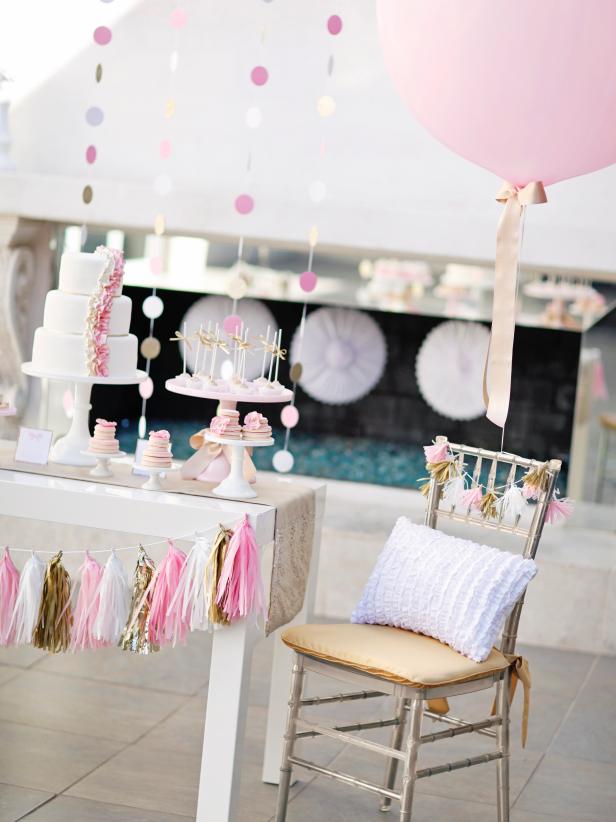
<box><xmin>210</xmin><ymin>416</ymin><xmax>230</xmax><ymax>437</ymax></box>
<box><xmin>243</xmin><ymin>411</ymin><xmax>264</xmax><ymax>431</ymax></box>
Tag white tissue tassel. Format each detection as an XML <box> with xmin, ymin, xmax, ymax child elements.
<box><xmin>9</xmin><ymin>553</ymin><xmax>46</xmax><ymax>645</ymax></box>
<box><xmin>94</xmin><ymin>551</ymin><xmax>131</xmax><ymax>644</ymax></box>
<box><xmin>441</xmin><ymin>475</ymin><xmax>465</xmax><ymax>509</ymax></box>
<box><xmin>496</xmin><ymin>485</ymin><xmax>527</xmax><ymax>521</ymax></box>
<box><xmin>167</xmin><ymin>536</ymin><xmax>210</xmax><ymax>635</ymax></box>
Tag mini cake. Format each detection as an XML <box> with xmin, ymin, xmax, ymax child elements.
<box><xmin>242</xmin><ymin>411</ymin><xmax>272</xmax><ymax>441</ymax></box>
<box><xmin>208</xmin><ymin>408</ymin><xmax>242</xmax><ymax>440</ymax></box>
<box><xmin>142</xmin><ymin>430</ymin><xmax>173</xmax><ymax>468</ymax></box>
<box><xmin>90</xmin><ymin>419</ymin><xmax>120</xmax><ymax>454</ymax></box>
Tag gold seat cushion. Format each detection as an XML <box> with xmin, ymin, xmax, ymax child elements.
<box><xmin>282</xmin><ymin>623</ymin><xmax>509</xmax><ymax>688</ymax></box>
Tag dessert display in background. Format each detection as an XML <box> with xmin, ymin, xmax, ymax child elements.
<box><xmin>89</xmin><ymin>419</ymin><xmax>120</xmax><ymax>454</ymax></box>
<box><xmin>22</xmin><ymin>246</ymin><xmax>146</xmax><ymax>467</ymax></box>
<box><xmin>357</xmin><ymin>258</ymin><xmax>434</xmax><ymax>310</ymax></box>
<box><xmin>142</xmin><ymin>430</ymin><xmax>173</xmax><ymax>469</ymax></box>
<box><xmin>0</xmin><ymin>395</ymin><xmax>16</xmax><ymax>416</ymax></box>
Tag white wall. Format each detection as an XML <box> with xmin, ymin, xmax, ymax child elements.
<box><xmin>2</xmin><ymin>0</ymin><xmax>616</xmax><ymax>274</ymax></box>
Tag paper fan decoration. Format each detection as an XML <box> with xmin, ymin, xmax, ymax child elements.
<box><xmin>291</xmin><ymin>307</ymin><xmax>386</xmax><ymax>405</ymax></box>
<box><xmin>416</xmin><ymin>320</ymin><xmax>490</xmax><ymax>420</ymax></box>
<box><xmin>180</xmin><ymin>297</ymin><xmax>277</xmax><ymax>380</ymax></box>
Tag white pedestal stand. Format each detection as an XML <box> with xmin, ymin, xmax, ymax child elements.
<box><xmin>81</xmin><ymin>450</ymin><xmax>127</xmax><ymax>479</ymax></box>
<box><xmin>204</xmin><ymin>433</ymin><xmax>274</xmax><ymax>499</ymax></box>
<box><xmin>22</xmin><ymin>364</ymin><xmax>147</xmax><ymax>467</ymax></box>
<box><xmin>133</xmin><ymin>462</ymin><xmax>179</xmax><ymax>491</ymax></box>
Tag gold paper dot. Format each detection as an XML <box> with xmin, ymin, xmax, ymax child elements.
<box><xmin>290</xmin><ymin>362</ymin><xmax>303</xmax><ymax>383</ymax></box>
<box><xmin>95</xmin><ymin>63</ymin><xmax>103</xmax><ymax>83</ymax></box>
<box><xmin>309</xmin><ymin>225</ymin><xmax>319</xmax><ymax>247</ymax></box>
<box><xmin>316</xmin><ymin>95</ymin><xmax>336</xmax><ymax>117</ymax></box>
<box><xmin>82</xmin><ymin>185</ymin><xmax>93</xmax><ymax>204</ymax></box>
<box><xmin>164</xmin><ymin>98</ymin><xmax>176</xmax><ymax>119</ymax></box>
<box><xmin>140</xmin><ymin>336</ymin><xmax>161</xmax><ymax>360</ymax></box>
<box><xmin>154</xmin><ymin>213</ymin><xmax>165</xmax><ymax>235</ymax></box>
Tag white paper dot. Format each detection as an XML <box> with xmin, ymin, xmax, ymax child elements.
<box><xmin>154</xmin><ymin>173</ymin><xmax>172</xmax><ymax>196</ymax></box>
<box><xmin>227</xmin><ymin>276</ymin><xmax>248</xmax><ymax>300</ymax></box>
<box><xmin>220</xmin><ymin>358</ymin><xmax>234</xmax><ymax>381</ymax></box>
<box><xmin>273</xmin><ymin>449</ymin><xmax>294</xmax><ymax>473</ymax></box>
<box><xmin>138</xmin><ymin>415</ymin><xmax>147</xmax><ymax>439</ymax></box>
<box><xmin>142</xmin><ymin>294</ymin><xmax>164</xmax><ymax>319</ymax></box>
<box><xmin>245</xmin><ymin>106</ymin><xmax>263</xmax><ymax>129</ymax></box>
<box><xmin>169</xmin><ymin>50</ymin><xmax>179</xmax><ymax>72</ymax></box>
<box><xmin>309</xmin><ymin>180</ymin><xmax>327</xmax><ymax>203</ymax></box>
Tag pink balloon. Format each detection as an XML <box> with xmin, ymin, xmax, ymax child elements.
<box><xmin>223</xmin><ymin>314</ymin><xmax>242</xmax><ymax>335</ymax></box>
<box><xmin>139</xmin><ymin>377</ymin><xmax>154</xmax><ymax>400</ymax></box>
<box><xmin>299</xmin><ymin>270</ymin><xmax>317</xmax><ymax>293</ymax></box>
<box><xmin>377</xmin><ymin>0</ymin><xmax>616</xmax><ymax>186</ymax></box>
<box><xmin>281</xmin><ymin>405</ymin><xmax>299</xmax><ymax>429</ymax></box>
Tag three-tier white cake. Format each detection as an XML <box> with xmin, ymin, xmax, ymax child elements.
<box><xmin>31</xmin><ymin>247</ymin><xmax>138</xmax><ymax>378</ymax></box>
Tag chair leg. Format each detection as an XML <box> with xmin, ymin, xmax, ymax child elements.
<box><xmin>495</xmin><ymin>671</ymin><xmax>511</xmax><ymax>822</ymax></box>
<box><xmin>275</xmin><ymin>654</ymin><xmax>305</xmax><ymax>822</ymax></box>
<box><xmin>379</xmin><ymin>698</ymin><xmax>408</xmax><ymax>812</ymax></box>
<box><xmin>399</xmin><ymin>697</ymin><xmax>423</xmax><ymax>822</ymax></box>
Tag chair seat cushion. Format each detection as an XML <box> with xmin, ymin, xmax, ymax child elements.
<box><xmin>282</xmin><ymin>623</ymin><xmax>510</xmax><ymax>687</ymax></box>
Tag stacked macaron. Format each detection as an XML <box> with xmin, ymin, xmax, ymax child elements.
<box><xmin>208</xmin><ymin>408</ymin><xmax>242</xmax><ymax>440</ymax></box>
<box><xmin>142</xmin><ymin>430</ymin><xmax>173</xmax><ymax>468</ymax></box>
<box><xmin>90</xmin><ymin>419</ymin><xmax>120</xmax><ymax>454</ymax></box>
<box><xmin>241</xmin><ymin>411</ymin><xmax>272</xmax><ymax>441</ymax></box>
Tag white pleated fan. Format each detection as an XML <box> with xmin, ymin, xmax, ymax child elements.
<box><xmin>416</xmin><ymin>320</ymin><xmax>490</xmax><ymax>420</ymax></box>
<box><xmin>180</xmin><ymin>297</ymin><xmax>277</xmax><ymax>380</ymax></box>
<box><xmin>291</xmin><ymin>307</ymin><xmax>387</xmax><ymax>405</ymax></box>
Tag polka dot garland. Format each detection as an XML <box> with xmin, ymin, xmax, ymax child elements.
<box><xmin>327</xmin><ymin>15</ymin><xmax>343</xmax><ymax>35</ymax></box>
<box><xmin>235</xmin><ymin>194</ymin><xmax>254</xmax><ymax>215</ymax></box>
<box><xmin>299</xmin><ymin>270</ymin><xmax>318</xmax><ymax>293</ymax></box>
<box><xmin>250</xmin><ymin>65</ymin><xmax>269</xmax><ymax>86</ymax></box>
<box><xmin>93</xmin><ymin>26</ymin><xmax>112</xmax><ymax>45</ymax></box>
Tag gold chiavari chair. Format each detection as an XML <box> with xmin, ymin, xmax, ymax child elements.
<box><xmin>275</xmin><ymin>435</ymin><xmax>561</xmax><ymax>822</ymax></box>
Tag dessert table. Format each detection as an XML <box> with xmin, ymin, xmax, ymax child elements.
<box><xmin>0</xmin><ymin>460</ymin><xmax>326</xmax><ymax>822</ymax></box>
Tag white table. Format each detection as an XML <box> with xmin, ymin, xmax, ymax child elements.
<box><xmin>0</xmin><ymin>467</ymin><xmax>325</xmax><ymax>822</ymax></box>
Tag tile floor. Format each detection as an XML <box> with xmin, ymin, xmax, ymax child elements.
<box><xmin>0</xmin><ymin>631</ymin><xmax>614</xmax><ymax>821</ymax></box>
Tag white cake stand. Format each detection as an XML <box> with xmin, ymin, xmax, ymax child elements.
<box><xmin>133</xmin><ymin>462</ymin><xmax>180</xmax><ymax>491</ymax></box>
<box><xmin>81</xmin><ymin>450</ymin><xmax>127</xmax><ymax>479</ymax></box>
<box><xmin>22</xmin><ymin>363</ymin><xmax>147</xmax><ymax>467</ymax></box>
<box><xmin>203</xmin><ymin>432</ymin><xmax>274</xmax><ymax>499</ymax></box>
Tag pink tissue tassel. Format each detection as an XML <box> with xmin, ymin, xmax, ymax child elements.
<box><xmin>71</xmin><ymin>552</ymin><xmax>106</xmax><ymax>652</ymax></box>
<box><xmin>423</xmin><ymin>442</ymin><xmax>449</xmax><ymax>463</ymax></box>
<box><xmin>0</xmin><ymin>547</ymin><xmax>20</xmax><ymax>646</ymax></box>
<box><xmin>546</xmin><ymin>497</ymin><xmax>574</xmax><ymax>525</ymax></box>
<box><xmin>216</xmin><ymin>515</ymin><xmax>266</xmax><ymax>622</ymax></box>
<box><xmin>460</xmin><ymin>486</ymin><xmax>483</xmax><ymax>510</ymax></box>
<box><xmin>148</xmin><ymin>540</ymin><xmax>188</xmax><ymax>647</ymax></box>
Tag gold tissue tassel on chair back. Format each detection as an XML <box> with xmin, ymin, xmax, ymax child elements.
<box><xmin>206</xmin><ymin>525</ymin><xmax>233</xmax><ymax>625</ymax></box>
<box><xmin>33</xmin><ymin>551</ymin><xmax>73</xmax><ymax>653</ymax></box>
<box><xmin>120</xmin><ymin>545</ymin><xmax>159</xmax><ymax>654</ymax></box>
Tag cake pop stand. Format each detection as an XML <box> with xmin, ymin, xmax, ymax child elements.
<box><xmin>203</xmin><ymin>432</ymin><xmax>274</xmax><ymax>499</ymax></box>
<box><xmin>80</xmin><ymin>450</ymin><xmax>127</xmax><ymax>479</ymax></box>
<box><xmin>132</xmin><ymin>462</ymin><xmax>180</xmax><ymax>491</ymax></box>
<box><xmin>22</xmin><ymin>363</ymin><xmax>147</xmax><ymax>467</ymax></box>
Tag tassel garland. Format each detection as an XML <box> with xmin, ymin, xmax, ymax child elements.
<box><xmin>426</xmin><ymin>460</ymin><xmax>453</xmax><ymax>484</ymax></box>
<box><xmin>546</xmin><ymin>496</ymin><xmax>573</xmax><ymax>525</ymax></box>
<box><xmin>216</xmin><ymin>515</ymin><xmax>265</xmax><ymax>622</ymax></box>
<box><xmin>9</xmin><ymin>552</ymin><xmax>45</xmax><ymax>646</ymax></box>
<box><xmin>71</xmin><ymin>552</ymin><xmax>105</xmax><ymax>652</ymax></box>
<box><xmin>479</xmin><ymin>491</ymin><xmax>498</xmax><ymax>519</ymax></box>
<box><xmin>167</xmin><ymin>534</ymin><xmax>210</xmax><ymax>637</ymax></box>
<box><xmin>496</xmin><ymin>485</ymin><xmax>527</xmax><ymax>522</ymax></box>
<box><xmin>423</xmin><ymin>442</ymin><xmax>449</xmax><ymax>463</ymax></box>
<box><xmin>440</xmin><ymin>475</ymin><xmax>466</xmax><ymax>509</ymax></box>
<box><xmin>522</xmin><ymin>462</ymin><xmax>548</xmax><ymax>500</ymax></box>
<box><xmin>33</xmin><ymin>551</ymin><xmax>73</xmax><ymax>653</ymax></box>
<box><xmin>460</xmin><ymin>486</ymin><xmax>483</xmax><ymax>511</ymax></box>
<box><xmin>120</xmin><ymin>546</ymin><xmax>158</xmax><ymax>654</ymax></box>
<box><xmin>0</xmin><ymin>547</ymin><xmax>20</xmax><ymax>646</ymax></box>
<box><xmin>148</xmin><ymin>540</ymin><xmax>189</xmax><ymax>647</ymax></box>
<box><xmin>93</xmin><ymin>550</ymin><xmax>130</xmax><ymax>645</ymax></box>
<box><xmin>206</xmin><ymin>526</ymin><xmax>232</xmax><ymax>625</ymax></box>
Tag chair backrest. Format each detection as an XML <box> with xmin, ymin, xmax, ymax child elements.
<box><xmin>423</xmin><ymin>434</ymin><xmax>561</xmax><ymax>655</ymax></box>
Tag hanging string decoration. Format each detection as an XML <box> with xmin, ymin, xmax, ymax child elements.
<box><xmin>0</xmin><ymin>518</ymin><xmax>264</xmax><ymax>654</ymax></box>
<box><xmin>276</xmin><ymin>10</ymin><xmax>344</xmax><ymax>472</ymax></box>
<box><xmin>137</xmin><ymin>3</ymin><xmax>188</xmax><ymax>440</ymax></box>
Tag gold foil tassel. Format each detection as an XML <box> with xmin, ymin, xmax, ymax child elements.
<box><xmin>33</xmin><ymin>551</ymin><xmax>73</xmax><ymax>653</ymax></box>
<box><xmin>419</xmin><ymin>480</ymin><xmax>432</xmax><ymax>497</ymax></box>
<box><xmin>206</xmin><ymin>526</ymin><xmax>233</xmax><ymax>625</ymax></box>
<box><xmin>426</xmin><ymin>460</ymin><xmax>453</xmax><ymax>484</ymax></box>
<box><xmin>522</xmin><ymin>462</ymin><xmax>548</xmax><ymax>493</ymax></box>
<box><xmin>479</xmin><ymin>491</ymin><xmax>498</xmax><ymax>519</ymax></box>
<box><xmin>120</xmin><ymin>545</ymin><xmax>159</xmax><ymax>654</ymax></box>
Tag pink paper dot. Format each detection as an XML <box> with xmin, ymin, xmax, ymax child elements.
<box><xmin>139</xmin><ymin>377</ymin><xmax>154</xmax><ymax>400</ymax></box>
<box><xmin>93</xmin><ymin>26</ymin><xmax>112</xmax><ymax>45</ymax></box>
<box><xmin>250</xmin><ymin>65</ymin><xmax>269</xmax><ymax>86</ymax></box>
<box><xmin>223</xmin><ymin>314</ymin><xmax>242</xmax><ymax>335</ymax></box>
<box><xmin>85</xmin><ymin>145</ymin><xmax>97</xmax><ymax>164</ymax></box>
<box><xmin>299</xmin><ymin>270</ymin><xmax>317</xmax><ymax>292</ymax></box>
<box><xmin>281</xmin><ymin>405</ymin><xmax>299</xmax><ymax>429</ymax></box>
<box><xmin>160</xmin><ymin>139</ymin><xmax>172</xmax><ymax>159</ymax></box>
<box><xmin>149</xmin><ymin>256</ymin><xmax>163</xmax><ymax>275</ymax></box>
<box><xmin>170</xmin><ymin>7</ymin><xmax>187</xmax><ymax>28</ymax></box>
<box><xmin>234</xmin><ymin>194</ymin><xmax>254</xmax><ymax>215</ymax></box>
<box><xmin>327</xmin><ymin>15</ymin><xmax>343</xmax><ymax>35</ymax></box>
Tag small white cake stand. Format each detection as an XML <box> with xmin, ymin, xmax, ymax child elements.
<box><xmin>22</xmin><ymin>363</ymin><xmax>147</xmax><ymax>467</ymax></box>
<box><xmin>203</xmin><ymin>432</ymin><xmax>274</xmax><ymax>499</ymax></box>
<box><xmin>81</xmin><ymin>450</ymin><xmax>127</xmax><ymax>479</ymax></box>
<box><xmin>133</xmin><ymin>462</ymin><xmax>179</xmax><ymax>491</ymax></box>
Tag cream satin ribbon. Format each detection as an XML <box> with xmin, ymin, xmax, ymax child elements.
<box><xmin>181</xmin><ymin>431</ymin><xmax>257</xmax><ymax>482</ymax></box>
<box><xmin>484</xmin><ymin>181</ymin><xmax>547</xmax><ymax>428</ymax></box>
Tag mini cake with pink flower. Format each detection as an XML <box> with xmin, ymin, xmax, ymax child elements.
<box><xmin>90</xmin><ymin>418</ymin><xmax>120</xmax><ymax>454</ymax></box>
<box><xmin>207</xmin><ymin>408</ymin><xmax>242</xmax><ymax>440</ymax></box>
<box><xmin>142</xmin><ymin>430</ymin><xmax>173</xmax><ymax>468</ymax></box>
<box><xmin>242</xmin><ymin>411</ymin><xmax>272</xmax><ymax>441</ymax></box>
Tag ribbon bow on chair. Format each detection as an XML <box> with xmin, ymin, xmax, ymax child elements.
<box><xmin>484</xmin><ymin>181</ymin><xmax>547</xmax><ymax>429</ymax></box>
<box><xmin>181</xmin><ymin>428</ymin><xmax>257</xmax><ymax>483</ymax></box>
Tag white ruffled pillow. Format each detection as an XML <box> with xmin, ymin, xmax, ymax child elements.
<box><xmin>351</xmin><ymin>517</ymin><xmax>537</xmax><ymax>662</ymax></box>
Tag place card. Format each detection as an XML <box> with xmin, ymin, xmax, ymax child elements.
<box><xmin>132</xmin><ymin>438</ymin><xmax>149</xmax><ymax>476</ymax></box>
<box><xmin>14</xmin><ymin>426</ymin><xmax>53</xmax><ymax>465</ymax></box>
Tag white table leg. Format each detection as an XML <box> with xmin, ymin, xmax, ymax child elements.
<box><xmin>261</xmin><ymin>490</ymin><xmax>325</xmax><ymax>784</ymax></box>
<box><xmin>196</xmin><ymin>619</ymin><xmax>257</xmax><ymax>822</ymax></box>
